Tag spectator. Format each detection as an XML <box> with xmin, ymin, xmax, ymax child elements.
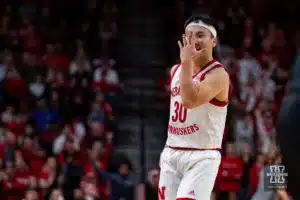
<box><xmin>0</xmin><ymin>131</ymin><xmax>16</xmax><ymax>166</ymax></box>
<box><xmin>69</xmin><ymin>48</ymin><xmax>91</xmax><ymax>76</ymax></box>
<box><xmin>98</xmin><ymin>16</ymin><xmax>118</xmax><ymax>53</ymax></box>
<box><xmin>255</xmin><ymin>62</ymin><xmax>276</xmax><ymax>101</ymax></box>
<box><xmin>28</xmin><ymin>74</ymin><xmax>48</xmax><ymax>101</ymax></box>
<box><xmin>137</xmin><ymin>169</ymin><xmax>160</xmax><ymax>200</ymax></box>
<box><xmin>237</xmin><ymin>52</ymin><xmax>262</xmax><ymax>91</ymax></box>
<box><xmin>23</xmin><ymin>189</ymin><xmax>39</xmax><ymax>200</ymax></box>
<box><xmin>1</xmin><ymin>105</ymin><xmax>15</xmax><ymax>124</ymax></box>
<box><xmin>233</xmin><ymin>114</ymin><xmax>255</xmax><ymax>154</ymax></box>
<box><xmin>93</xmin><ymin>56</ymin><xmax>120</xmax><ymax>93</ymax></box>
<box><xmin>82</xmin><ymin>181</ymin><xmax>101</xmax><ymax>200</ymax></box>
<box><xmin>53</xmin><ymin>121</ymin><xmax>85</xmax><ymax>155</ymax></box>
<box><xmin>58</xmin><ymin>138</ymin><xmax>83</xmax><ymax>198</ymax></box>
<box><xmin>215</xmin><ymin>143</ymin><xmax>244</xmax><ymax>200</ymax></box>
<box><xmin>4</xmin><ymin>52</ymin><xmax>27</xmax><ymax>103</ymax></box>
<box><xmin>49</xmin><ymin>188</ymin><xmax>65</xmax><ymax>200</ymax></box>
<box><xmin>255</xmin><ymin>109</ymin><xmax>276</xmax><ymax>154</ymax></box>
<box><xmin>238</xmin><ymin>143</ymin><xmax>255</xmax><ymax>200</ymax></box>
<box><xmin>33</xmin><ymin>100</ymin><xmax>59</xmax><ymax>133</ymax></box>
<box><xmin>39</xmin><ymin>156</ymin><xmax>62</xmax><ymax>195</ymax></box>
<box><xmin>249</xmin><ymin>153</ymin><xmax>264</xmax><ymax>195</ymax></box>
<box><xmin>94</xmin><ymin>162</ymin><xmax>135</xmax><ymax>200</ymax></box>
<box><xmin>88</xmin><ymin>103</ymin><xmax>105</xmax><ymax>126</ymax></box>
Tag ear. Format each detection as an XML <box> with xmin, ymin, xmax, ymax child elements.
<box><xmin>212</xmin><ymin>38</ymin><xmax>217</xmax><ymax>47</ymax></box>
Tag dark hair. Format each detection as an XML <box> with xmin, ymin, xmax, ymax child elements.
<box><xmin>184</xmin><ymin>14</ymin><xmax>217</xmax><ymax>31</ymax></box>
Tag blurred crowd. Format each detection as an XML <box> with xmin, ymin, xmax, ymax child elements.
<box><xmin>159</xmin><ymin>0</ymin><xmax>298</xmax><ymax>200</ymax></box>
<box><xmin>0</xmin><ymin>1</ymin><xmax>140</xmax><ymax>200</ymax></box>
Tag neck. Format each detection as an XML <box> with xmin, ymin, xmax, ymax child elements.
<box><xmin>192</xmin><ymin>55</ymin><xmax>214</xmax><ymax>73</ymax></box>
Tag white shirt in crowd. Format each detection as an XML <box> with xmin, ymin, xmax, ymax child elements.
<box><xmin>69</xmin><ymin>60</ymin><xmax>91</xmax><ymax>75</ymax></box>
<box><xmin>238</xmin><ymin>57</ymin><xmax>262</xmax><ymax>86</ymax></box>
<box><xmin>240</xmin><ymin>87</ymin><xmax>257</xmax><ymax>112</ymax></box>
<box><xmin>234</xmin><ymin>117</ymin><xmax>255</xmax><ymax>152</ymax></box>
<box><xmin>255</xmin><ymin>111</ymin><xmax>276</xmax><ymax>154</ymax></box>
<box><xmin>29</xmin><ymin>82</ymin><xmax>46</xmax><ymax>98</ymax></box>
<box><xmin>53</xmin><ymin>121</ymin><xmax>86</xmax><ymax>154</ymax></box>
<box><xmin>93</xmin><ymin>67</ymin><xmax>119</xmax><ymax>85</ymax></box>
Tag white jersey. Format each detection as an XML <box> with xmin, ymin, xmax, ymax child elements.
<box><xmin>166</xmin><ymin>59</ymin><xmax>228</xmax><ymax>149</ymax></box>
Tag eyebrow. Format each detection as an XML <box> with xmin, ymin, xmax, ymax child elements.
<box><xmin>186</xmin><ymin>29</ymin><xmax>206</xmax><ymax>34</ymax></box>
<box><xmin>195</xmin><ymin>30</ymin><xmax>206</xmax><ymax>34</ymax></box>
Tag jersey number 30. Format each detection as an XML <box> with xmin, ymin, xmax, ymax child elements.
<box><xmin>171</xmin><ymin>101</ymin><xmax>187</xmax><ymax>123</ymax></box>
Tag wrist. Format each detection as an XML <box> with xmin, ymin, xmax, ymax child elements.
<box><xmin>181</xmin><ymin>60</ymin><xmax>191</xmax><ymax>67</ymax></box>
<box><xmin>181</xmin><ymin>63</ymin><xmax>193</xmax><ymax>75</ymax></box>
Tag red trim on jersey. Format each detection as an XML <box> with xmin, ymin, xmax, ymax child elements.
<box><xmin>209</xmin><ymin>98</ymin><xmax>228</xmax><ymax>107</ymax></box>
<box><xmin>167</xmin><ymin>146</ymin><xmax>221</xmax><ymax>151</ymax></box>
<box><xmin>192</xmin><ymin>59</ymin><xmax>217</xmax><ymax>78</ymax></box>
<box><xmin>176</xmin><ymin>198</ymin><xmax>195</xmax><ymax>200</ymax></box>
<box><xmin>170</xmin><ymin>63</ymin><xmax>181</xmax><ymax>83</ymax></box>
<box><xmin>199</xmin><ymin>64</ymin><xmax>222</xmax><ymax>81</ymax></box>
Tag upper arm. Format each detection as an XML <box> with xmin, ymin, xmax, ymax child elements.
<box><xmin>192</xmin><ymin>68</ymin><xmax>229</xmax><ymax>107</ymax></box>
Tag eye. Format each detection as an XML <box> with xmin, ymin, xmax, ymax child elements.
<box><xmin>196</xmin><ymin>33</ymin><xmax>204</xmax><ymax>38</ymax></box>
<box><xmin>195</xmin><ymin>31</ymin><xmax>205</xmax><ymax>38</ymax></box>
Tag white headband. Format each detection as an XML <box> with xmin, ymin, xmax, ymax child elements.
<box><xmin>185</xmin><ymin>20</ymin><xmax>217</xmax><ymax>38</ymax></box>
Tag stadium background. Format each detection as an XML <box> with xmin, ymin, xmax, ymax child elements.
<box><xmin>0</xmin><ymin>0</ymin><xmax>299</xmax><ymax>199</ymax></box>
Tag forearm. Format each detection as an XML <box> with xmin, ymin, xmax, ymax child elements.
<box><xmin>180</xmin><ymin>62</ymin><xmax>198</xmax><ymax>105</ymax></box>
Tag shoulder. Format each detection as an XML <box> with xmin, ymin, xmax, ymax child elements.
<box><xmin>205</xmin><ymin>66</ymin><xmax>229</xmax><ymax>83</ymax></box>
<box><xmin>170</xmin><ymin>64</ymin><xmax>181</xmax><ymax>75</ymax></box>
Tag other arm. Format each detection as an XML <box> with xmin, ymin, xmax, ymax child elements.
<box><xmin>180</xmin><ymin>62</ymin><xmax>229</xmax><ymax>109</ymax></box>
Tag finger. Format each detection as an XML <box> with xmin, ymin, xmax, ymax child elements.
<box><xmin>178</xmin><ymin>40</ymin><xmax>183</xmax><ymax>50</ymax></box>
<box><xmin>187</xmin><ymin>34</ymin><xmax>192</xmax><ymax>45</ymax></box>
<box><xmin>182</xmin><ymin>34</ymin><xmax>187</xmax><ymax>46</ymax></box>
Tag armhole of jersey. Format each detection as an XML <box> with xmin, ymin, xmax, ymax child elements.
<box><xmin>199</xmin><ymin>64</ymin><xmax>229</xmax><ymax>107</ymax></box>
<box><xmin>199</xmin><ymin>64</ymin><xmax>223</xmax><ymax>81</ymax></box>
<box><xmin>169</xmin><ymin>64</ymin><xmax>181</xmax><ymax>83</ymax></box>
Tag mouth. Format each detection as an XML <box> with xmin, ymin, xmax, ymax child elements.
<box><xmin>195</xmin><ymin>44</ymin><xmax>202</xmax><ymax>51</ymax></box>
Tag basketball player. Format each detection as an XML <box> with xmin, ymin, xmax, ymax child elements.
<box><xmin>158</xmin><ymin>14</ymin><xmax>230</xmax><ymax>200</ymax></box>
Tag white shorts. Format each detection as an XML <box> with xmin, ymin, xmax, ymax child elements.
<box><xmin>158</xmin><ymin>147</ymin><xmax>221</xmax><ymax>200</ymax></box>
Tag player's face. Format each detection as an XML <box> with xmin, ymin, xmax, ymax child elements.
<box><xmin>185</xmin><ymin>26</ymin><xmax>216</xmax><ymax>54</ymax></box>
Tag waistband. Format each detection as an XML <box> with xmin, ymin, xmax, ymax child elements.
<box><xmin>166</xmin><ymin>145</ymin><xmax>221</xmax><ymax>151</ymax></box>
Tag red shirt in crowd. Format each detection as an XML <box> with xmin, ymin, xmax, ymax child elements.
<box><xmin>2</xmin><ymin>168</ymin><xmax>32</xmax><ymax>200</ymax></box>
<box><xmin>249</xmin><ymin>164</ymin><xmax>262</xmax><ymax>194</ymax></box>
<box><xmin>42</xmin><ymin>54</ymin><xmax>70</xmax><ymax>71</ymax></box>
<box><xmin>216</xmin><ymin>156</ymin><xmax>244</xmax><ymax>192</ymax></box>
<box><xmin>7</xmin><ymin>121</ymin><xmax>25</xmax><ymax>138</ymax></box>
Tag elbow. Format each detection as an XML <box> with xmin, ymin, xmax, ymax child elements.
<box><xmin>180</xmin><ymin>91</ymin><xmax>208</xmax><ymax>108</ymax></box>
<box><xmin>181</xmin><ymin>96</ymin><xmax>208</xmax><ymax>109</ymax></box>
